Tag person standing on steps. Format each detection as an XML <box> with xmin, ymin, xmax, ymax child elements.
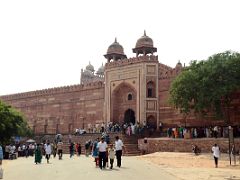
<box><xmin>115</xmin><ymin>136</ymin><xmax>124</xmax><ymax>167</ymax></box>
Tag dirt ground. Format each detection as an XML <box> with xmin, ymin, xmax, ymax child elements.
<box><xmin>2</xmin><ymin>152</ymin><xmax>240</xmax><ymax>180</ymax></box>
<box><xmin>139</xmin><ymin>152</ymin><xmax>240</xmax><ymax>180</ymax></box>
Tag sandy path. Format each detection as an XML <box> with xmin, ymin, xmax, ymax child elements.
<box><xmin>2</xmin><ymin>155</ymin><xmax>175</xmax><ymax>180</ymax></box>
<box><xmin>139</xmin><ymin>152</ymin><xmax>240</xmax><ymax>180</ymax></box>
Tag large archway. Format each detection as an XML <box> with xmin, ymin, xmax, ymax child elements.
<box><xmin>124</xmin><ymin>109</ymin><xmax>135</xmax><ymax>124</ymax></box>
<box><xmin>111</xmin><ymin>82</ymin><xmax>137</xmax><ymax>125</ymax></box>
<box><xmin>147</xmin><ymin>115</ymin><xmax>157</xmax><ymax>129</ymax></box>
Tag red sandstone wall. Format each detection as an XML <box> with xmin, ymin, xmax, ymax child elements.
<box><xmin>0</xmin><ymin>82</ymin><xmax>105</xmax><ymax>135</ymax></box>
<box><xmin>138</xmin><ymin>138</ymin><xmax>240</xmax><ymax>153</ymax></box>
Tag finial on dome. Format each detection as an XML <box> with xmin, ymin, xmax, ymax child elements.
<box><xmin>144</xmin><ymin>30</ymin><xmax>146</xmax><ymax>36</ymax></box>
<box><xmin>115</xmin><ymin>37</ymin><xmax>117</xmax><ymax>43</ymax></box>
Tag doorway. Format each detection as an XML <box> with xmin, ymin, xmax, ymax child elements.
<box><xmin>124</xmin><ymin>109</ymin><xmax>135</xmax><ymax>124</ymax></box>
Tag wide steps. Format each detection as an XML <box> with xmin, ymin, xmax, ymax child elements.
<box><xmin>34</xmin><ymin>133</ymin><xmax>141</xmax><ymax>156</ymax></box>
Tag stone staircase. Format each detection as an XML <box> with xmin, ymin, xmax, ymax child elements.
<box><xmin>119</xmin><ymin>134</ymin><xmax>141</xmax><ymax>156</ymax></box>
<box><xmin>34</xmin><ymin>133</ymin><xmax>141</xmax><ymax>156</ymax></box>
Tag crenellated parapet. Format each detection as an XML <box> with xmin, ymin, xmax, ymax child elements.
<box><xmin>158</xmin><ymin>63</ymin><xmax>182</xmax><ymax>80</ymax></box>
<box><xmin>105</xmin><ymin>55</ymin><xmax>158</xmax><ymax>69</ymax></box>
<box><xmin>0</xmin><ymin>81</ymin><xmax>104</xmax><ymax>101</ymax></box>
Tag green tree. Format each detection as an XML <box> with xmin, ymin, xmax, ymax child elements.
<box><xmin>169</xmin><ymin>51</ymin><xmax>240</xmax><ymax>121</ymax></box>
<box><xmin>0</xmin><ymin>100</ymin><xmax>32</xmax><ymax>144</ymax></box>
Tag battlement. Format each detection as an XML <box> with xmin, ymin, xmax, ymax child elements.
<box><xmin>0</xmin><ymin>81</ymin><xmax>104</xmax><ymax>101</ymax></box>
<box><xmin>158</xmin><ymin>63</ymin><xmax>182</xmax><ymax>80</ymax></box>
<box><xmin>105</xmin><ymin>55</ymin><xmax>158</xmax><ymax>69</ymax></box>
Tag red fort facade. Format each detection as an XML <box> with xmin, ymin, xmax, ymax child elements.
<box><xmin>1</xmin><ymin>32</ymin><xmax>240</xmax><ymax>135</ymax></box>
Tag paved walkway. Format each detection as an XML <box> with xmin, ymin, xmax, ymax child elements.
<box><xmin>2</xmin><ymin>155</ymin><xmax>175</xmax><ymax>180</ymax></box>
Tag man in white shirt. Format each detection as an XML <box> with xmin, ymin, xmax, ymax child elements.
<box><xmin>212</xmin><ymin>144</ymin><xmax>220</xmax><ymax>168</ymax></box>
<box><xmin>44</xmin><ymin>142</ymin><xmax>52</xmax><ymax>163</ymax></box>
<box><xmin>115</xmin><ymin>136</ymin><xmax>124</xmax><ymax>167</ymax></box>
<box><xmin>97</xmin><ymin>137</ymin><xmax>108</xmax><ymax>169</ymax></box>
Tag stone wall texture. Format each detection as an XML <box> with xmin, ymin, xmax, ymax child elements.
<box><xmin>138</xmin><ymin>138</ymin><xmax>240</xmax><ymax>153</ymax></box>
<box><xmin>1</xmin><ymin>82</ymin><xmax>104</xmax><ymax>134</ymax></box>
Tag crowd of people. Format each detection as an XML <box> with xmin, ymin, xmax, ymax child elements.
<box><xmin>167</xmin><ymin>126</ymin><xmax>240</xmax><ymax>139</ymax></box>
<box><xmin>75</xmin><ymin>122</ymin><xmax>148</xmax><ymax>137</ymax></box>
<box><xmin>33</xmin><ymin>134</ymin><xmax>125</xmax><ymax>170</ymax></box>
<box><xmin>0</xmin><ymin>133</ymin><xmax>125</xmax><ymax>171</ymax></box>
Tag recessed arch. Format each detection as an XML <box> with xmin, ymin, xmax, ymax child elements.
<box><xmin>124</xmin><ymin>109</ymin><xmax>135</xmax><ymax>124</ymax></box>
<box><xmin>146</xmin><ymin>81</ymin><xmax>156</xmax><ymax>98</ymax></box>
<box><xmin>111</xmin><ymin>82</ymin><xmax>137</xmax><ymax>125</ymax></box>
<box><xmin>147</xmin><ymin>115</ymin><xmax>157</xmax><ymax>129</ymax></box>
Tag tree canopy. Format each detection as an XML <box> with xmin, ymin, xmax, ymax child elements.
<box><xmin>0</xmin><ymin>100</ymin><xmax>32</xmax><ymax>144</ymax></box>
<box><xmin>169</xmin><ymin>51</ymin><xmax>240</xmax><ymax>120</ymax></box>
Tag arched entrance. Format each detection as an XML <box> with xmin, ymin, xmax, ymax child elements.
<box><xmin>111</xmin><ymin>82</ymin><xmax>136</xmax><ymax>125</ymax></box>
<box><xmin>147</xmin><ymin>115</ymin><xmax>157</xmax><ymax>129</ymax></box>
<box><xmin>124</xmin><ymin>109</ymin><xmax>135</xmax><ymax>124</ymax></box>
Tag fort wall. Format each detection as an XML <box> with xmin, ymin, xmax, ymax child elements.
<box><xmin>0</xmin><ymin>81</ymin><xmax>105</xmax><ymax>134</ymax></box>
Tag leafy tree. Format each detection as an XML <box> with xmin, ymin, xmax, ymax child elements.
<box><xmin>169</xmin><ymin>51</ymin><xmax>240</xmax><ymax>121</ymax></box>
<box><xmin>0</xmin><ymin>100</ymin><xmax>32</xmax><ymax>144</ymax></box>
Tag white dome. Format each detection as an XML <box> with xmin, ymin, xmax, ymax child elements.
<box><xmin>86</xmin><ymin>62</ymin><xmax>95</xmax><ymax>72</ymax></box>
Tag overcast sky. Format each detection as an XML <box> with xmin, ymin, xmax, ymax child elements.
<box><xmin>0</xmin><ymin>0</ymin><xmax>239</xmax><ymax>95</ymax></box>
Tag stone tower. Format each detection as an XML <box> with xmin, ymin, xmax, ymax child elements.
<box><xmin>104</xmin><ymin>32</ymin><xmax>159</xmax><ymax>129</ymax></box>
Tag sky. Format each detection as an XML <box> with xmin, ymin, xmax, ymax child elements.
<box><xmin>0</xmin><ymin>0</ymin><xmax>240</xmax><ymax>95</ymax></box>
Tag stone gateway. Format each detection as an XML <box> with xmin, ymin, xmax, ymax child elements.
<box><xmin>1</xmin><ymin>31</ymin><xmax>240</xmax><ymax>135</ymax></box>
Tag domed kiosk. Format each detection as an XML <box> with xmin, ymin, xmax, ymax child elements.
<box><xmin>133</xmin><ymin>30</ymin><xmax>157</xmax><ymax>57</ymax></box>
<box><xmin>104</xmin><ymin>38</ymin><xmax>127</xmax><ymax>62</ymax></box>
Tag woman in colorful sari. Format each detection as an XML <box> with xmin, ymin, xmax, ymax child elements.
<box><xmin>92</xmin><ymin>138</ymin><xmax>99</xmax><ymax>167</ymax></box>
<box><xmin>34</xmin><ymin>144</ymin><xmax>42</xmax><ymax>164</ymax></box>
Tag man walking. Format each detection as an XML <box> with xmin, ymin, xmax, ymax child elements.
<box><xmin>57</xmin><ymin>140</ymin><xmax>63</xmax><ymax>160</ymax></box>
<box><xmin>212</xmin><ymin>144</ymin><xmax>220</xmax><ymax>168</ymax></box>
<box><xmin>44</xmin><ymin>141</ymin><xmax>52</xmax><ymax>163</ymax></box>
<box><xmin>98</xmin><ymin>137</ymin><xmax>107</xmax><ymax>169</ymax></box>
<box><xmin>115</xmin><ymin>136</ymin><xmax>124</xmax><ymax>167</ymax></box>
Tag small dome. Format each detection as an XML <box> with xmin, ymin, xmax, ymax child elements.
<box><xmin>83</xmin><ymin>69</ymin><xmax>94</xmax><ymax>78</ymax></box>
<box><xmin>96</xmin><ymin>63</ymin><xmax>105</xmax><ymax>75</ymax></box>
<box><xmin>175</xmin><ymin>61</ymin><xmax>183</xmax><ymax>69</ymax></box>
<box><xmin>107</xmin><ymin>38</ymin><xmax>125</xmax><ymax>55</ymax></box>
<box><xmin>86</xmin><ymin>62</ymin><xmax>94</xmax><ymax>72</ymax></box>
<box><xmin>135</xmin><ymin>30</ymin><xmax>154</xmax><ymax>48</ymax></box>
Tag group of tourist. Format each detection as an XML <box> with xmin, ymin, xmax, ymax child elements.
<box><xmin>34</xmin><ymin>135</ymin><xmax>124</xmax><ymax>170</ymax></box>
<box><xmin>34</xmin><ymin>140</ymin><xmax>64</xmax><ymax>164</ymax></box>
<box><xmin>75</xmin><ymin>121</ymin><xmax>147</xmax><ymax>137</ymax></box>
<box><xmin>167</xmin><ymin>126</ymin><xmax>240</xmax><ymax>139</ymax></box>
<box><xmin>3</xmin><ymin>144</ymin><xmax>35</xmax><ymax>159</ymax></box>
<box><xmin>91</xmin><ymin>136</ymin><xmax>124</xmax><ymax>169</ymax></box>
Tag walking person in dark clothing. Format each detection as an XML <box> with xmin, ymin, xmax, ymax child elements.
<box><xmin>57</xmin><ymin>140</ymin><xmax>63</xmax><ymax>160</ymax></box>
<box><xmin>77</xmin><ymin>143</ymin><xmax>81</xmax><ymax>156</ymax></box>
<box><xmin>69</xmin><ymin>142</ymin><xmax>75</xmax><ymax>158</ymax></box>
<box><xmin>114</xmin><ymin>136</ymin><xmax>124</xmax><ymax>167</ymax></box>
